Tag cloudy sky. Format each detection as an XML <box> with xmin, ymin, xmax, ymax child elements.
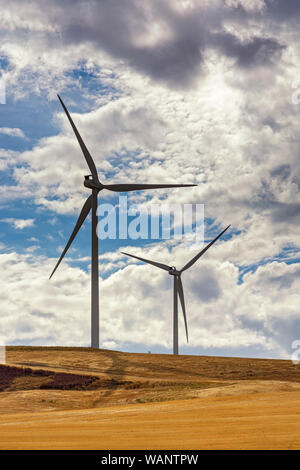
<box><xmin>0</xmin><ymin>0</ymin><xmax>299</xmax><ymax>359</ymax></box>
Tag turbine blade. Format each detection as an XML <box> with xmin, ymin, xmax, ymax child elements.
<box><xmin>177</xmin><ymin>277</ymin><xmax>188</xmax><ymax>343</ymax></box>
<box><xmin>104</xmin><ymin>183</ymin><xmax>197</xmax><ymax>192</ymax></box>
<box><xmin>57</xmin><ymin>95</ymin><xmax>99</xmax><ymax>182</ymax></box>
<box><xmin>180</xmin><ymin>224</ymin><xmax>231</xmax><ymax>273</ymax></box>
<box><xmin>49</xmin><ymin>195</ymin><xmax>92</xmax><ymax>279</ymax></box>
<box><xmin>121</xmin><ymin>251</ymin><xmax>171</xmax><ymax>271</ymax></box>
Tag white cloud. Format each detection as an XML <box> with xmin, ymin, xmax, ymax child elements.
<box><xmin>225</xmin><ymin>0</ymin><xmax>267</xmax><ymax>13</ymax></box>
<box><xmin>0</xmin><ymin>127</ymin><xmax>26</xmax><ymax>138</ymax></box>
<box><xmin>28</xmin><ymin>236</ymin><xmax>39</xmax><ymax>242</ymax></box>
<box><xmin>0</xmin><ymin>0</ymin><xmax>299</xmax><ymax>358</ymax></box>
<box><xmin>1</xmin><ymin>218</ymin><xmax>35</xmax><ymax>229</ymax></box>
<box><xmin>0</xmin><ymin>252</ymin><xmax>90</xmax><ymax>347</ymax></box>
<box><xmin>25</xmin><ymin>245</ymin><xmax>40</xmax><ymax>253</ymax></box>
<box><xmin>0</xmin><ymin>247</ymin><xmax>297</xmax><ymax>358</ymax></box>
<box><xmin>0</xmin><ymin>148</ymin><xmax>19</xmax><ymax>172</ymax></box>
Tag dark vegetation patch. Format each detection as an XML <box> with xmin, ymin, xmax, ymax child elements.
<box><xmin>0</xmin><ymin>365</ymin><xmax>221</xmax><ymax>394</ymax></box>
<box><xmin>0</xmin><ymin>365</ymin><xmax>99</xmax><ymax>391</ymax></box>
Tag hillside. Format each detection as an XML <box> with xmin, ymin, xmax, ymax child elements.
<box><xmin>1</xmin><ymin>347</ymin><xmax>300</xmax><ymax>449</ymax></box>
<box><xmin>0</xmin><ymin>346</ymin><xmax>299</xmax><ymax>414</ymax></box>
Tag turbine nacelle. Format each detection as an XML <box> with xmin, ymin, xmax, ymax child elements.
<box><xmin>168</xmin><ymin>267</ymin><xmax>181</xmax><ymax>276</ymax></box>
<box><xmin>84</xmin><ymin>175</ymin><xmax>103</xmax><ymax>191</ymax></box>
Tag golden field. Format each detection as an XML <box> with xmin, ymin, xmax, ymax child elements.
<box><xmin>0</xmin><ymin>346</ymin><xmax>300</xmax><ymax>449</ymax></box>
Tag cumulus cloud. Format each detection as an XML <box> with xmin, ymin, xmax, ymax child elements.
<box><xmin>0</xmin><ymin>127</ymin><xmax>26</xmax><ymax>138</ymax></box>
<box><xmin>210</xmin><ymin>33</ymin><xmax>285</xmax><ymax>69</ymax></box>
<box><xmin>0</xmin><ymin>0</ymin><xmax>288</xmax><ymax>94</ymax></box>
<box><xmin>225</xmin><ymin>0</ymin><xmax>267</xmax><ymax>13</ymax></box>
<box><xmin>0</xmin><ymin>251</ymin><xmax>90</xmax><ymax>346</ymax></box>
<box><xmin>0</xmin><ymin>218</ymin><xmax>35</xmax><ymax>229</ymax></box>
<box><xmin>0</xmin><ymin>0</ymin><xmax>299</xmax><ymax>357</ymax></box>
<box><xmin>0</xmin><ymin>246</ymin><xmax>297</xmax><ymax>358</ymax></box>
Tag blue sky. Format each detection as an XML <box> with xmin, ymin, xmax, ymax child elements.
<box><xmin>0</xmin><ymin>0</ymin><xmax>299</xmax><ymax>359</ymax></box>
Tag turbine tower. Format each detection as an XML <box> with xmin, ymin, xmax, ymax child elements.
<box><xmin>49</xmin><ymin>95</ymin><xmax>197</xmax><ymax>349</ymax></box>
<box><xmin>122</xmin><ymin>225</ymin><xmax>230</xmax><ymax>355</ymax></box>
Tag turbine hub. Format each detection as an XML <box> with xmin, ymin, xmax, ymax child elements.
<box><xmin>169</xmin><ymin>266</ymin><xmax>180</xmax><ymax>276</ymax></box>
<box><xmin>84</xmin><ymin>175</ymin><xmax>102</xmax><ymax>190</ymax></box>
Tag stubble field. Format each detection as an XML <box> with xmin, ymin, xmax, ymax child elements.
<box><xmin>0</xmin><ymin>346</ymin><xmax>300</xmax><ymax>449</ymax></box>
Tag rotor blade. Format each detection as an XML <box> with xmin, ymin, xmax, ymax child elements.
<box><xmin>104</xmin><ymin>183</ymin><xmax>197</xmax><ymax>192</ymax></box>
<box><xmin>177</xmin><ymin>277</ymin><xmax>188</xmax><ymax>343</ymax></box>
<box><xmin>121</xmin><ymin>251</ymin><xmax>171</xmax><ymax>271</ymax></box>
<box><xmin>180</xmin><ymin>225</ymin><xmax>231</xmax><ymax>273</ymax></box>
<box><xmin>49</xmin><ymin>195</ymin><xmax>92</xmax><ymax>279</ymax></box>
<box><xmin>57</xmin><ymin>95</ymin><xmax>99</xmax><ymax>182</ymax></box>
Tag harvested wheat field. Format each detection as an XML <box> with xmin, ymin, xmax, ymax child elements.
<box><xmin>0</xmin><ymin>346</ymin><xmax>300</xmax><ymax>449</ymax></box>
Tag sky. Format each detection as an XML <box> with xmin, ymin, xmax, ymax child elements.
<box><xmin>0</xmin><ymin>0</ymin><xmax>300</xmax><ymax>359</ymax></box>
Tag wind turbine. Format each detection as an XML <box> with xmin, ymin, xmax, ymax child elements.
<box><xmin>49</xmin><ymin>94</ymin><xmax>197</xmax><ymax>349</ymax></box>
<box><xmin>121</xmin><ymin>224</ymin><xmax>230</xmax><ymax>355</ymax></box>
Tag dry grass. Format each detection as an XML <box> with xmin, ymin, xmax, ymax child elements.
<box><xmin>6</xmin><ymin>345</ymin><xmax>300</xmax><ymax>382</ymax></box>
<box><xmin>1</xmin><ymin>346</ymin><xmax>300</xmax><ymax>414</ymax></box>
<box><xmin>1</xmin><ymin>391</ymin><xmax>300</xmax><ymax>450</ymax></box>
<box><xmin>1</xmin><ymin>346</ymin><xmax>300</xmax><ymax>449</ymax></box>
